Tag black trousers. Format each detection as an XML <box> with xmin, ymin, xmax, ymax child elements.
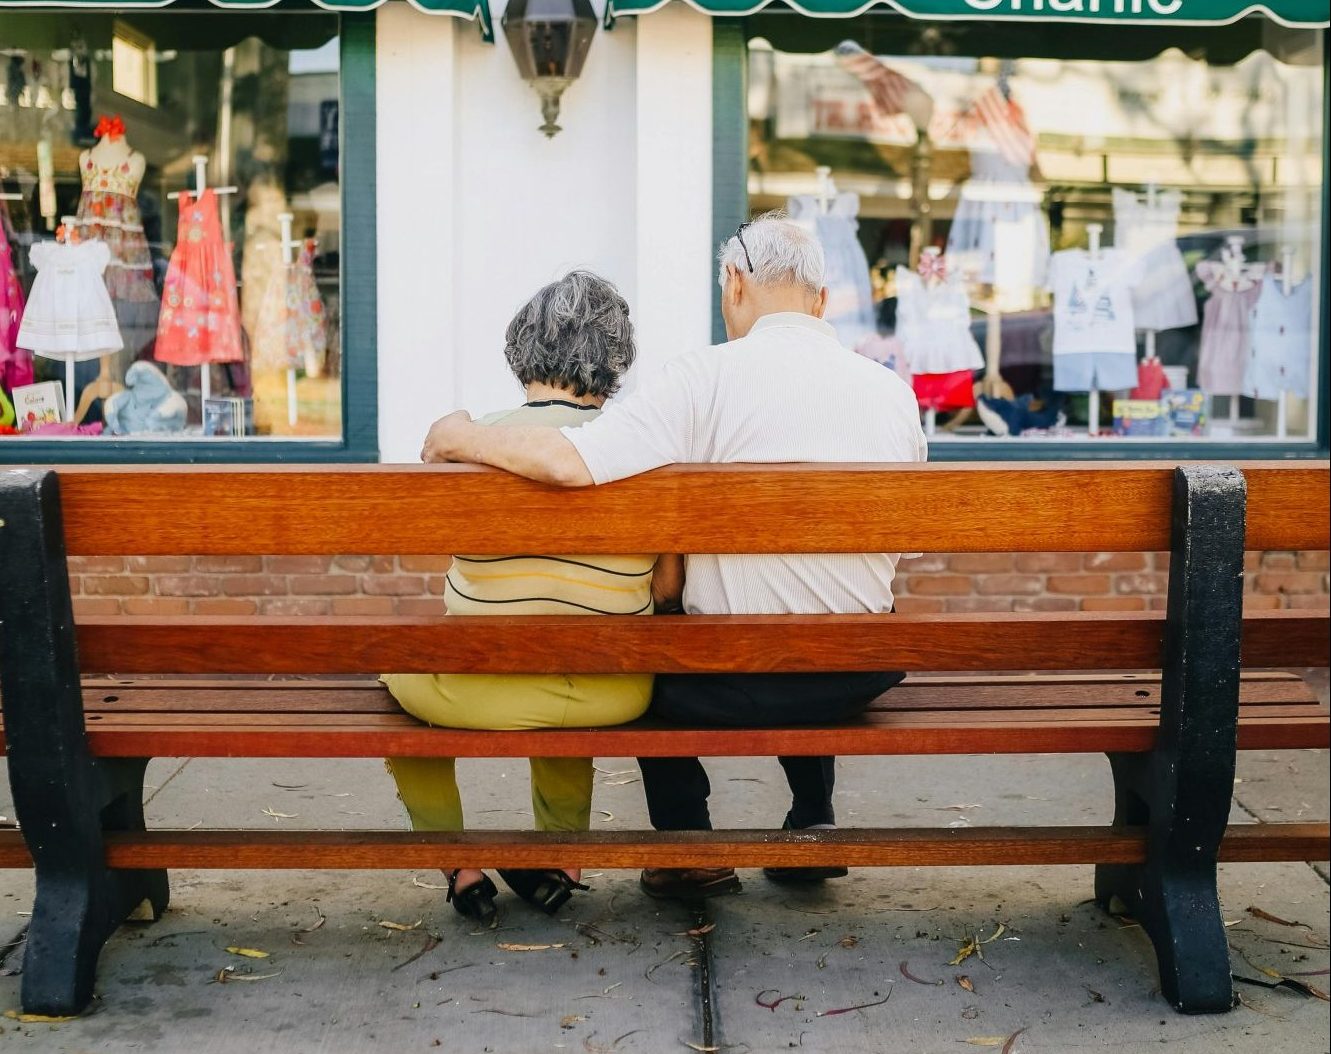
<box><xmin>637</xmin><ymin>671</ymin><xmax>905</xmax><ymax>832</ymax></box>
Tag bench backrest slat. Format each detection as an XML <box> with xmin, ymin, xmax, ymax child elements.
<box><xmin>46</xmin><ymin>462</ymin><xmax>1330</xmax><ymax>556</ymax></box>
<box><xmin>75</xmin><ymin>609</ymin><xmax>1328</xmax><ymax>675</ymax></box>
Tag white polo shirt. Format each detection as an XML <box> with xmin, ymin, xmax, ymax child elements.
<box><xmin>562</xmin><ymin>312</ymin><xmax>927</xmax><ymax>616</ymax></box>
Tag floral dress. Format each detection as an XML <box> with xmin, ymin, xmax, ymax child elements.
<box><xmin>251</xmin><ymin>238</ymin><xmax>327</xmax><ymax>373</ymax></box>
<box><xmin>154</xmin><ymin>189</ymin><xmax>243</xmax><ymax>366</ymax></box>
<box><xmin>0</xmin><ymin>236</ymin><xmax>30</xmax><ymax>390</ymax></box>
<box><xmin>73</xmin><ymin>148</ymin><xmax>159</xmax><ymax>360</ymax></box>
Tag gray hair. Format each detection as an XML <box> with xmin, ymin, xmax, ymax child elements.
<box><xmin>717</xmin><ymin>211</ymin><xmax>825</xmax><ymax>294</ymax></box>
<box><xmin>503</xmin><ymin>271</ymin><xmax>636</xmax><ymax>398</ymax></box>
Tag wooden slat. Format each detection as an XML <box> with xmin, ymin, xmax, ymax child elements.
<box><xmin>3</xmin><ymin>824</ymin><xmax>1326</xmax><ymax>870</ymax></box>
<box><xmin>37</xmin><ymin>462</ymin><xmax>1328</xmax><ymax>556</ymax></box>
<box><xmin>73</xmin><ymin>609</ymin><xmax>1331</xmax><ymax>675</ymax></box>
<box><xmin>62</xmin><ymin>712</ymin><xmax>1327</xmax><ymax>758</ymax></box>
<box><xmin>73</xmin><ymin>673</ymin><xmax>1318</xmax><ymax>715</ymax></box>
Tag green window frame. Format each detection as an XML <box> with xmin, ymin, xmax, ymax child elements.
<box><xmin>713</xmin><ymin>19</ymin><xmax>1331</xmax><ymax>461</ymax></box>
<box><xmin>0</xmin><ymin>9</ymin><xmax>379</xmax><ymax>464</ymax></box>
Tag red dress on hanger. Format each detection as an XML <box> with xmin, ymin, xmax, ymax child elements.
<box><xmin>154</xmin><ymin>189</ymin><xmax>243</xmax><ymax>366</ymax></box>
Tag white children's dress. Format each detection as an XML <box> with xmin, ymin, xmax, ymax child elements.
<box><xmin>894</xmin><ymin>266</ymin><xmax>984</xmax><ymax>375</ymax></box>
<box><xmin>1112</xmin><ymin>188</ymin><xmax>1198</xmax><ymax>333</ymax></box>
<box><xmin>16</xmin><ymin>239</ymin><xmax>124</xmax><ymax>361</ymax></box>
<box><xmin>1047</xmin><ymin>248</ymin><xmax>1141</xmax><ymax>391</ymax></box>
<box><xmin>788</xmin><ymin>193</ymin><xmax>877</xmax><ymax>349</ymax></box>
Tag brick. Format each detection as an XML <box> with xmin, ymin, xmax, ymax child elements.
<box><xmin>974</xmin><ymin>574</ymin><xmax>1043</xmax><ymax>597</ymax></box>
<box><xmin>1014</xmin><ymin>596</ymin><xmax>1078</xmax><ymax>612</ymax></box>
<box><xmin>396</xmin><ymin>598</ymin><xmax>448</xmax><ymax>616</ymax></box>
<box><xmin>83</xmin><ymin>575</ymin><xmax>150</xmax><ymax>596</ymax></box>
<box><xmin>1297</xmin><ymin>551</ymin><xmax>1330</xmax><ymax>572</ymax></box>
<box><xmin>370</xmin><ymin>556</ymin><xmax>396</xmax><ymax>574</ymax></box>
<box><xmin>901</xmin><ymin>574</ymin><xmax>972</xmax><ymax>597</ymax></box>
<box><xmin>67</xmin><ymin>576</ymin><xmax>82</xmax><ymax>594</ymax></box>
<box><xmin>1254</xmin><ymin>571</ymin><xmax>1323</xmax><ymax>596</ymax></box>
<box><xmin>126</xmin><ymin>556</ymin><xmax>195</xmax><ymax>573</ymax></box>
<box><xmin>194</xmin><ymin>555</ymin><xmax>264</xmax><ymax>574</ymax></box>
<box><xmin>289</xmin><ymin>575</ymin><xmax>360</xmax><ymax>596</ymax></box>
<box><xmin>1081</xmin><ymin>596</ymin><xmax>1147</xmax><ymax>612</ymax></box>
<box><xmin>331</xmin><ymin>596</ymin><xmax>397</xmax><ymax>616</ymax></box>
<box><xmin>946</xmin><ymin>553</ymin><xmax>1014</xmax><ymax>574</ymax></box>
<box><xmin>1243</xmin><ymin>552</ymin><xmax>1261</xmax><ymax>572</ymax></box>
<box><xmin>1260</xmin><ymin>551</ymin><xmax>1297</xmax><ymax>570</ymax></box>
<box><xmin>192</xmin><ymin>598</ymin><xmax>259</xmax><ymax>615</ymax></box>
<box><xmin>267</xmin><ymin>556</ymin><xmax>333</xmax><ymax>574</ymax></box>
<box><xmin>1152</xmin><ymin>552</ymin><xmax>1171</xmax><ymax>571</ymax></box>
<box><xmin>427</xmin><ymin>576</ymin><xmax>449</xmax><ymax>596</ymax></box>
<box><xmin>944</xmin><ymin>597</ymin><xmax>1014</xmax><ymax>613</ymax></box>
<box><xmin>68</xmin><ymin>556</ymin><xmax>125</xmax><ymax>574</ymax></box>
<box><xmin>262</xmin><ymin>598</ymin><xmax>332</xmax><ymax>616</ymax></box>
<box><xmin>155</xmin><ymin>575</ymin><xmax>221</xmax><ymax>598</ymax></box>
<box><xmin>333</xmin><ymin>556</ymin><xmax>374</xmax><ymax>572</ymax></box>
<box><xmin>1114</xmin><ymin>573</ymin><xmax>1169</xmax><ymax>595</ymax></box>
<box><xmin>1288</xmin><ymin>594</ymin><xmax>1331</xmax><ymax>610</ymax></box>
<box><xmin>1148</xmin><ymin>596</ymin><xmax>1168</xmax><ymax>611</ymax></box>
<box><xmin>892</xmin><ymin>596</ymin><xmax>946</xmax><ymax>614</ymax></box>
<box><xmin>122</xmin><ymin>597</ymin><xmax>191</xmax><ymax>616</ymax></box>
<box><xmin>362</xmin><ymin>575</ymin><xmax>426</xmax><ymax>596</ymax></box>
<box><xmin>400</xmin><ymin>556</ymin><xmax>454</xmax><ymax>574</ymax></box>
<box><xmin>73</xmin><ymin>597</ymin><xmax>121</xmax><ymax>616</ymax></box>
<box><xmin>221</xmin><ymin>575</ymin><xmax>288</xmax><ymax>597</ymax></box>
<box><xmin>1243</xmin><ymin>594</ymin><xmax>1284</xmax><ymax>611</ymax></box>
<box><xmin>1015</xmin><ymin>553</ymin><xmax>1081</xmax><ymax>573</ymax></box>
<box><xmin>1083</xmin><ymin>552</ymin><xmax>1147</xmax><ymax>572</ymax></box>
<box><xmin>1046</xmin><ymin>574</ymin><xmax>1111</xmax><ymax>595</ymax></box>
<box><xmin>898</xmin><ymin>554</ymin><xmax>947</xmax><ymax>573</ymax></box>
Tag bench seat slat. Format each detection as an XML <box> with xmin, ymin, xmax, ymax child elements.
<box><xmin>74</xmin><ymin>673</ymin><xmax>1318</xmax><ymax>715</ymax></box>
<box><xmin>3</xmin><ymin>824</ymin><xmax>1327</xmax><ymax>870</ymax></box>
<box><xmin>73</xmin><ymin>610</ymin><xmax>1331</xmax><ymax>675</ymax></box>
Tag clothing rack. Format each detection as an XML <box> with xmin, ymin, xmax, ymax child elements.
<box><xmin>279</xmin><ymin>212</ymin><xmax>300</xmax><ymax>428</ymax></box>
<box><xmin>1275</xmin><ymin>245</ymin><xmax>1294</xmax><ymax>439</ymax></box>
<box><xmin>814</xmin><ymin>166</ymin><xmax>836</xmax><ymax>215</ymax></box>
<box><xmin>918</xmin><ymin>246</ymin><xmax>943</xmax><ymax>437</ymax></box>
<box><xmin>1140</xmin><ymin>183</ymin><xmax>1159</xmax><ymax>366</ymax></box>
<box><xmin>1085</xmin><ymin>223</ymin><xmax>1104</xmax><ymax>437</ymax></box>
<box><xmin>167</xmin><ymin>155</ymin><xmax>237</xmax><ymax>413</ymax></box>
<box><xmin>54</xmin><ymin>215</ymin><xmax>81</xmax><ymax>421</ymax></box>
<box><xmin>1221</xmin><ymin>234</ymin><xmax>1248</xmax><ymax>428</ymax></box>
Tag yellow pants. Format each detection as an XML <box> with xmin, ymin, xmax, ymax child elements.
<box><xmin>382</xmin><ymin>671</ymin><xmax>652</xmax><ymax>833</ymax></box>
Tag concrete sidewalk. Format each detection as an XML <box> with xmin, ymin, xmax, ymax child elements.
<box><xmin>0</xmin><ymin>680</ymin><xmax>1326</xmax><ymax>1053</ymax></box>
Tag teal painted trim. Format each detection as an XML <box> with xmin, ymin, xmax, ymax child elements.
<box><xmin>0</xmin><ymin>442</ymin><xmax>378</xmax><ymax>464</ymax></box>
<box><xmin>339</xmin><ymin>11</ymin><xmax>380</xmax><ymax>460</ymax></box>
<box><xmin>711</xmin><ymin>19</ymin><xmax>747</xmax><ymax>344</ymax></box>
<box><xmin>1318</xmin><ymin>29</ymin><xmax>1329</xmax><ymax>453</ymax></box>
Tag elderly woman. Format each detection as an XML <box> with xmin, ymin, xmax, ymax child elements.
<box><xmin>383</xmin><ymin>271</ymin><xmax>667</xmax><ymax>923</ymax></box>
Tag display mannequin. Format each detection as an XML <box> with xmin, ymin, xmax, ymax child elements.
<box><xmin>1243</xmin><ymin>246</ymin><xmax>1310</xmax><ymax>439</ymax></box>
<box><xmin>74</xmin><ymin>114</ymin><xmax>158</xmax><ymax>374</ymax></box>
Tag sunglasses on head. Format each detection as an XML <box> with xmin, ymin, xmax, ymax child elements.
<box><xmin>733</xmin><ymin>222</ymin><xmax>754</xmax><ymax>273</ymax></box>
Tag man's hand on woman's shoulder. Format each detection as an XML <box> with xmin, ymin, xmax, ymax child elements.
<box><xmin>421</xmin><ymin>410</ymin><xmax>475</xmax><ymax>463</ymax></box>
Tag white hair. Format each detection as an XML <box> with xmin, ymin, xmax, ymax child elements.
<box><xmin>717</xmin><ymin>211</ymin><xmax>825</xmax><ymax>294</ymax></box>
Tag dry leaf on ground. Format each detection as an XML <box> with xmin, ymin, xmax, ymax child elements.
<box><xmin>498</xmin><ymin>942</ymin><xmax>566</xmax><ymax>952</ymax></box>
<box><xmin>225</xmin><ymin>946</ymin><xmax>270</xmax><ymax>959</ymax></box>
<box><xmin>956</xmin><ymin>975</ymin><xmax>975</xmax><ymax>992</ymax></box>
<box><xmin>379</xmin><ymin>919</ymin><xmax>423</xmax><ymax>932</ymax></box>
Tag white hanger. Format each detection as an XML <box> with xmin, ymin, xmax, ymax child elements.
<box><xmin>279</xmin><ymin>212</ymin><xmax>301</xmax><ymax>428</ymax></box>
<box><xmin>167</xmin><ymin>154</ymin><xmax>238</xmax><ymax>201</ymax></box>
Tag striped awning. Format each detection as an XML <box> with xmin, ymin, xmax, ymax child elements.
<box><xmin>0</xmin><ymin>0</ymin><xmax>494</xmax><ymax>40</ymax></box>
<box><xmin>605</xmin><ymin>0</ymin><xmax>1328</xmax><ymax>28</ymax></box>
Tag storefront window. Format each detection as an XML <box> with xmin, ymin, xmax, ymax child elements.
<box><xmin>747</xmin><ymin>18</ymin><xmax>1325</xmax><ymax>445</ymax></box>
<box><xmin>0</xmin><ymin>13</ymin><xmax>341</xmax><ymax>442</ymax></box>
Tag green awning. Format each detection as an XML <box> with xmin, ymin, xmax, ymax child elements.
<box><xmin>606</xmin><ymin>0</ymin><xmax>1328</xmax><ymax>29</ymax></box>
<box><xmin>0</xmin><ymin>0</ymin><xmax>494</xmax><ymax>41</ymax></box>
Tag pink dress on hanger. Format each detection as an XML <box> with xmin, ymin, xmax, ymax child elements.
<box><xmin>1196</xmin><ymin>260</ymin><xmax>1263</xmax><ymax>396</ymax></box>
<box><xmin>155</xmin><ymin>189</ymin><xmax>243</xmax><ymax>367</ymax></box>
<box><xmin>0</xmin><ymin>237</ymin><xmax>30</xmax><ymax>390</ymax></box>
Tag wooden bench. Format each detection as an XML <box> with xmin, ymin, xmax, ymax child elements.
<box><xmin>0</xmin><ymin>461</ymin><xmax>1327</xmax><ymax>1019</ymax></box>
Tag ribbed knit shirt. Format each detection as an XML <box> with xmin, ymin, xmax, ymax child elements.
<box><xmin>562</xmin><ymin>312</ymin><xmax>927</xmax><ymax>616</ymax></box>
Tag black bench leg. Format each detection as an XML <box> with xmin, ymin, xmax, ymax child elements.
<box><xmin>1094</xmin><ymin>465</ymin><xmax>1245</xmax><ymax>1015</ymax></box>
<box><xmin>0</xmin><ymin>471</ymin><xmax>169</xmax><ymax>1016</ymax></box>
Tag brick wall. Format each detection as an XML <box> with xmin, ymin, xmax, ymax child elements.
<box><xmin>67</xmin><ymin>552</ymin><xmax>1330</xmax><ymax>617</ymax></box>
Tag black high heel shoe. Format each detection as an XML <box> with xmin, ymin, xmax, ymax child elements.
<box><xmin>497</xmin><ymin>869</ymin><xmax>589</xmax><ymax>915</ymax></box>
<box><xmin>446</xmin><ymin>870</ymin><xmax>498</xmax><ymax>923</ymax></box>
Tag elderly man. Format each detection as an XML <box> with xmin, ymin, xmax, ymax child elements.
<box><xmin>423</xmin><ymin>212</ymin><xmax>926</xmax><ymax>901</ymax></box>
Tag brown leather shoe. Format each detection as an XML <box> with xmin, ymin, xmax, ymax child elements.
<box><xmin>639</xmin><ymin>867</ymin><xmax>742</xmax><ymax>901</ymax></box>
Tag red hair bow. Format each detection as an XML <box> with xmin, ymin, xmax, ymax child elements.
<box><xmin>94</xmin><ymin>114</ymin><xmax>126</xmax><ymax>140</ymax></box>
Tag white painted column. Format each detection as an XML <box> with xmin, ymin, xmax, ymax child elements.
<box><xmin>633</xmin><ymin>5</ymin><xmax>715</xmax><ymax>373</ymax></box>
<box><xmin>375</xmin><ymin>6</ymin><xmax>458</xmax><ymax>463</ymax></box>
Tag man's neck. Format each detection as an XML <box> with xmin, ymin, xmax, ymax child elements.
<box><xmin>524</xmin><ymin>381</ymin><xmax>605</xmax><ymax>408</ymax></box>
